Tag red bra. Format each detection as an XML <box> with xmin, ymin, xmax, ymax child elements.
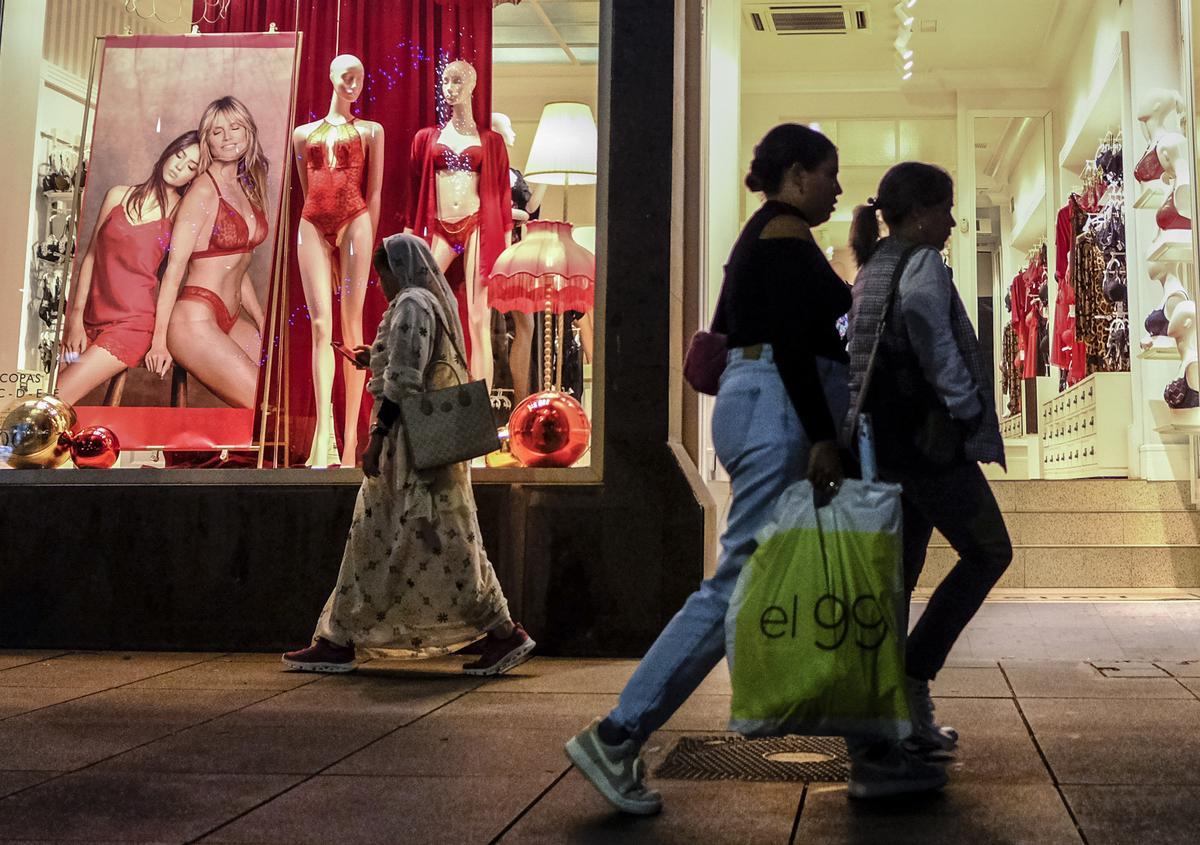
<box><xmin>192</xmin><ymin>172</ymin><xmax>268</xmax><ymax>259</ymax></box>
<box><xmin>1157</xmin><ymin>192</ymin><xmax>1191</xmax><ymax>230</ymax></box>
<box><xmin>1135</xmin><ymin>143</ymin><xmax>1166</xmax><ymax>183</ymax></box>
<box><xmin>432</xmin><ymin>142</ymin><xmax>484</xmax><ymax>173</ymax></box>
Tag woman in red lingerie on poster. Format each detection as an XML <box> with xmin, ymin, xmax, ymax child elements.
<box><xmin>57</xmin><ymin>130</ymin><xmax>202</xmax><ymax>406</ymax></box>
<box><xmin>145</xmin><ymin>95</ymin><xmax>268</xmax><ymax>408</ymax></box>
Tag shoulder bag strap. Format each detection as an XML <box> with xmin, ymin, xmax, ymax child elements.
<box><xmin>850</xmin><ymin>244</ymin><xmax>921</xmax><ymax>429</ymax></box>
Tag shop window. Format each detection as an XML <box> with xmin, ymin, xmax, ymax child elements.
<box><xmin>0</xmin><ymin>0</ymin><xmax>602</xmax><ymax>479</ymax></box>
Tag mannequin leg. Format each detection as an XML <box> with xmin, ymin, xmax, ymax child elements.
<box><xmin>297</xmin><ymin>218</ymin><xmax>338</xmax><ymax>467</ymax></box>
<box><xmin>463</xmin><ymin>230</ymin><xmax>493</xmax><ymax>386</ymax></box>
<box><xmin>55</xmin><ymin>346</ymin><xmax>127</xmax><ymax>406</ymax></box>
<box><xmin>337</xmin><ymin>214</ymin><xmax>373</xmax><ymax>467</ymax></box>
<box><xmin>508</xmin><ymin>311</ymin><xmax>533</xmax><ymax>407</ymax></box>
<box><xmin>429</xmin><ymin>235</ymin><xmax>456</xmax><ymax>274</ymax></box>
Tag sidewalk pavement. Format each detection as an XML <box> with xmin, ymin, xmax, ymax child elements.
<box><xmin>0</xmin><ymin>600</ymin><xmax>1198</xmax><ymax>843</ymax></box>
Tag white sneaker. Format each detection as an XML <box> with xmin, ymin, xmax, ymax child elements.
<box><xmin>904</xmin><ymin>676</ymin><xmax>959</xmax><ymax>754</ymax></box>
<box><xmin>565</xmin><ymin>719</ymin><xmax>662</xmax><ymax>815</ymax></box>
<box><xmin>847</xmin><ymin>742</ymin><xmax>949</xmax><ymax>800</ymax></box>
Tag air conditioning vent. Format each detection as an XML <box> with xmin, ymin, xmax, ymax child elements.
<box><xmin>744</xmin><ymin>4</ymin><xmax>871</xmax><ymax>36</ymax></box>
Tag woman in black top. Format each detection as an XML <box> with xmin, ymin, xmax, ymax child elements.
<box><xmin>566</xmin><ymin>124</ymin><xmax>944</xmax><ymax>814</ymax></box>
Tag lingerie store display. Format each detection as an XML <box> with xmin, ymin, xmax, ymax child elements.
<box><xmin>28</xmin><ymin>144</ymin><xmax>81</xmax><ymax>377</ymax></box>
<box><xmin>1132</xmin><ymin>89</ymin><xmax>1198</xmax><ymax>410</ymax></box>
<box><xmin>1008</xmin><ymin>244</ymin><xmax>1049</xmax><ymax>381</ymax></box>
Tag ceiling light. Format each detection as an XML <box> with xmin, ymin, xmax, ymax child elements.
<box><xmin>894</xmin><ymin>28</ymin><xmax>913</xmax><ymax>52</ymax></box>
<box><xmin>894</xmin><ymin>3</ymin><xmax>914</xmax><ymax>26</ymax></box>
<box><xmin>905</xmin><ymin>0</ymin><xmax>918</xmax><ymax>8</ymax></box>
<box><xmin>896</xmin><ymin>56</ymin><xmax>914</xmax><ymax>71</ymax></box>
<box><xmin>901</xmin><ymin>69</ymin><xmax>913</xmax><ymax>81</ymax></box>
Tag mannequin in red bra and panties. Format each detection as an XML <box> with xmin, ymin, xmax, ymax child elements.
<box><xmin>406</xmin><ymin>60</ymin><xmax>513</xmax><ymax>388</ymax></box>
<box><xmin>1134</xmin><ymin>89</ymin><xmax>1192</xmax><ymax>232</ymax></box>
<box><xmin>293</xmin><ymin>55</ymin><xmax>386</xmax><ymax>468</ymax></box>
<box><xmin>147</xmin><ymin>96</ymin><xmax>270</xmax><ymax>409</ymax></box>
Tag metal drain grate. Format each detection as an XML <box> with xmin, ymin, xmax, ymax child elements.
<box><xmin>654</xmin><ymin>735</ymin><xmax>849</xmax><ymax>783</ymax></box>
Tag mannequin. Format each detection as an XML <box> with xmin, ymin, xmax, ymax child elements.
<box><xmin>1165</xmin><ymin>299</ymin><xmax>1199</xmax><ymax>408</ymax></box>
<box><xmin>407</xmin><ymin>60</ymin><xmax>512</xmax><ymax>385</ymax></box>
<box><xmin>293</xmin><ymin>54</ymin><xmax>385</xmax><ymax>467</ymax></box>
<box><xmin>490</xmin><ymin>112</ymin><xmax>545</xmax><ymax>407</ymax></box>
<box><xmin>1135</xmin><ymin>89</ymin><xmax>1191</xmax><ymax>229</ymax></box>
<box><xmin>1141</xmin><ymin>260</ymin><xmax>1189</xmax><ymax>349</ymax></box>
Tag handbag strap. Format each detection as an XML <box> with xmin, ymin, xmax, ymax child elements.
<box><xmin>850</xmin><ymin>244</ymin><xmax>922</xmax><ymax>431</ymax></box>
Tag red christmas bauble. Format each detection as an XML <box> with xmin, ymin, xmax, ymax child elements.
<box><xmin>70</xmin><ymin>425</ymin><xmax>120</xmax><ymax>469</ymax></box>
<box><xmin>508</xmin><ymin>391</ymin><xmax>591</xmax><ymax>468</ymax></box>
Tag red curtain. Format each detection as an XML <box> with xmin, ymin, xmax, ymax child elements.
<box><xmin>201</xmin><ymin>0</ymin><xmax>493</xmax><ymax>465</ymax></box>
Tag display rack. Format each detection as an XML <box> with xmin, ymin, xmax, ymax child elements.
<box><xmin>1039</xmin><ymin>372</ymin><xmax>1131</xmax><ymax>478</ymax></box>
<box><xmin>1138</xmin><ymin>335</ymin><xmax>1183</xmax><ymax>360</ymax></box>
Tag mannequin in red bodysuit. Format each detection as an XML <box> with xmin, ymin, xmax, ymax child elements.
<box><xmin>407</xmin><ymin>60</ymin><xmax>512</xmax><ymax>385</ymax></box>
<box><xmin>293</xmin><ymin>54</ymin><xmax>385</xmax><ymax>468</ymax></box>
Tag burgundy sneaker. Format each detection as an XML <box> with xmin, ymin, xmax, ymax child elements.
<box><xmin>281</xmin><ymin>638</ymin><xmax>357</xmax><ymax>673</ymax></box>
<box><xmin>462</xmin><ymin>624</ymin><xmax>536</xmax><ymax>676</ymax></box>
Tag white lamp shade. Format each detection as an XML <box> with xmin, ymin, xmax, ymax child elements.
<box><xmin>524</xmin><ymin>102</ymin><xmax>598</xmax><ymax>186</ymax></box>
<box><xmin>571</xmin><ymin>225</ymin><xmax>596</xmax><ymax>255</ymax></box>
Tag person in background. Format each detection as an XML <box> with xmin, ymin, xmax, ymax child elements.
<box><xmin>845</xmin><ymin>161</ymin><xmax>1012</xmax><ymax>761</ymax></box>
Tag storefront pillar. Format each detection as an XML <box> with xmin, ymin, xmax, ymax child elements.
<box><xmin>0</xmin><ymin>0</ymin><xmax>47</xmax><ymax>375</ymax></box>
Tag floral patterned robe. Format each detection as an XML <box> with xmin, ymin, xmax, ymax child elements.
<box><xmin>314</xmin><ymin>289</ymin><xmax>509</xmax><ymax>657</ymax></box>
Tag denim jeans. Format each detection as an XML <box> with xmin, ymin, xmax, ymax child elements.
<box><xmin>608</xmin><ymin>345</ymin><xmax>849</xmax><ymax>743</ymax></box>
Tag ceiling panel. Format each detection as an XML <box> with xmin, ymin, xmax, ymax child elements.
<box><xmin>494</xmin><ymin>0</ymin><xmax>599</xmax><ymax>66</ymax></box>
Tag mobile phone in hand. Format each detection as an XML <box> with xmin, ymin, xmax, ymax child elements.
<box><xmin>331</xmin><ymin>341</ymin><xmax>364</xmax><ymax>368</ymax></box>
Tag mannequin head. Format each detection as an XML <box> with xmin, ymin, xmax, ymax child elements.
<box><xmin>1138</xmin><ymin>88</ymin><xmax>1186</xmax><ymax>138</ymax></box>
<box><xmin>492</xmin><ymin>112</ymin><xmax>516</xmax><ymax>146</ymax></box>
<box><xmin>850</xmin><ymin>162</ymin><xmax>954</xmax><ymax>265</ymax></box>
<box><xmin>197</xmin><ymin>95</ymin><xmax>268</xmax><ymax>209</ymax></box>
<box><xmin>745</xmin><ymin>123</ymin><xmax>839</xmax><ymax>224</ymax></box>
<box><xmin>330</xmin><ymin>54</ymin><xmax>364</xmax><ymax>103</ymax></box>
<box><xmin>441</xmin><ymin>60</ymin><xmax>477</xmax><ymax>108</ymax></box>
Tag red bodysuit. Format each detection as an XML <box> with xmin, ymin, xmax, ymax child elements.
<box><xmin>301</xmin><ymin>119</ymin><xmax>369</xmax><ymax>247</ymax></box>
<box><xmin>80</xmin><ymin>201</ymin><xmax>172</xmax><ymax>367</ymax></box>
<box><xmin>180</xmin><ymin>172</ymin><xmax>268</xmax><ymax>334</ymax></box>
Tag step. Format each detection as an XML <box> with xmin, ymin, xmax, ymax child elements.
<box><xmin>932</xmin><ymin>509</ymin><xmax>1200</xmax><ymax>547</ymax></box>
<box><xmin>917</xmin><ymin>545</ymin><xmax>1200</xmax><ymax>588</ymax></box>
<box><xmin>985</xmin><ymin>479</ymin><xmax>1193</xmax><ymax>513</ymax></box>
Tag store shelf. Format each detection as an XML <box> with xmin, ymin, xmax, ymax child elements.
<box><xmin>1134</xmin><ymin>182</ymin><xmax>1167</xmax><ymax>209</ymax></box>
<box><xmin>1148</xmin><ymin>230</ymin><xmax>1193</xmax><ymax>262</ymax></box>
<box><xmin>1149</xmin><ymin>398</ymin><xmax>1200</xmax><ymax>434</ymax></box>
<box><xmin>42</xmin><ymin>190</ymin><xmax>73</xmax><ymax>204</ymax></box>
<box><xmin>1011</xmin><ymin>191</ymin><xmax>1047</xmax><ymax>253</ymax></box>
<box><xmin>1058</xmin><ymin>47</ymin><xmax>1122</xmax><ymax>172</ymax></box>
<box><xmin>1138</xmin><ymin>335</ymin><xmax>1182</xmax><ymax>359</ymax></box>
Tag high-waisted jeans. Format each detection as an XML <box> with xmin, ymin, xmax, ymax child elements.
<box><xmin>608</xmin><ymin>345</ymin><xmax>849</xmax><ymax>743</ymax></box>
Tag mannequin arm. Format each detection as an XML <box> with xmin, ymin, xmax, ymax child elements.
<box><xmin>291</xmin><ymin>126</ymin><xmax>310</xmax><ymax>197</ymax></box>
<box><xmin>528</xmin><ymin>182</ymin><xmax>548</xmax><ymax>216</ymax></box>
<box><xmin>365</xmin><ymin>122</ymin><xmax>385</xmax><ymax>240</ymax></box>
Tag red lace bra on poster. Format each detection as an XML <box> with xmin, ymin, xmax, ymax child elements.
<box><xmin>192</xmin><ymin>172</ymin><xmax>268</xmax><ymax>259</ymax></box>
<box><xmin>1135</xmin><ymin>143</ymin><xmax>1166</xmax><ymax>183</ymax></box>
<box><xmin>432</xmin><ymin>143</ymin><xmax>484</xmax><ymax>173</ymax></box>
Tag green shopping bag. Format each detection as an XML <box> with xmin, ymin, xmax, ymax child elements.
<box><xmin>725</xmin><ymin>478</ymin><xmax>911</xmax><ymax>740</ymax></box>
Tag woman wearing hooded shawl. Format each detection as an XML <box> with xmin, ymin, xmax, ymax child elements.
<box><xmin>283</xmin><ymin>233</ymin><xmax>535</xmax><ymax>675</ymax></box>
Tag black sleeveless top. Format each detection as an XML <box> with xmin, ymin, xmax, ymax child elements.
<box><xmin>712</xmin><ymin>200</ymin><xmax>852</xmax><ymax>442</ymax></box>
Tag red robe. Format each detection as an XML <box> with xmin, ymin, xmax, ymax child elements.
<box><xmin>407</xmin><ymin>125</ymin><xmax>513</xmax><ymax>278</ymax></box>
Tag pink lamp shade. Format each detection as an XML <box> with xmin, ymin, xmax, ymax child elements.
<box><xmin>488</xmin><ymin>220</ymin><xmax>595</xmax><ymax>314</ymax></box>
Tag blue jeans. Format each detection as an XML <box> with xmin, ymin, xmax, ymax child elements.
<box><xmin>608</xmin><ymin>345</ymin><xmax>849</xmax><ymax>743</ymax></box>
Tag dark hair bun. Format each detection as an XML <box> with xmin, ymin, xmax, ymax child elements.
<box><xmin>744</xmin><ymin>123</ymin><xmax>835</xmax><ymax>195</ymax></box>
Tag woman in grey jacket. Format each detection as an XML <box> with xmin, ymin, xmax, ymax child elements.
<box><xmin>845</xmin><ymin>162</ymin><xmax>1012</xmax><ymax>760</ymax></box>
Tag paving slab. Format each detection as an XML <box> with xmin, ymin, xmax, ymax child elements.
<box><xmin>0</xmin><ymin>771</ymin><xmax>299</xmax><ymax>842</ymax></box>
<box><xmin>930</xmin><ymin>666</ymin><xmax>1012</xmax><ymax>698</ymax></box>
<box><xmin>486</xmin><ymin>658</ymin><xmax>639</xmax><ymax>693</ymax></box>
<box><xmin>129</xmin><ymin>656</ymin><xmax>323</xmax><ymax>690</ymax></box>
<box><xmin>0</xmin><ymin>651</ymin><xmax>66</xmax><ymax>671</ymax></box>
<box><xmin>430</xmin><ymin>691</ymin><xmax>617</xmax><ymax>736</ymax></box>
<box><xmin>15</xmin><ymin>687</ymin><xmax>275</xmax><ymax>728</ymax></box>
<box><xmin>1021</xmin><ymin>697</ymin><xmax>1200</xmax><ymax>785</ymax></box>
<box><xmin>1178</xmin><ymin>677</ymin><xmax>1200</xmax><ymax>697</ymax></box>
<box><xmin>1063</xmin><ymin>785</ymin><xmax>1200</xmax><ymax>845</ymax></box>
<box><xmin>1002</xmin><ymin>660</ymin><xmax>1193</xmax><ymax>698</ymax></box>
<box><xmin>794</xmin><ymin>782</ymin><xmax>1082</xmax><ymax>844</ymax></box>
<box><xmin>0</xmin><ymin>771</ymin><xmax>58</xmax><ymax>800</ymax></box>
<box><xmin>328</xmin><ymin>718</ymin><xmax>570</xmax><ymax>778</ymax></box>
<box><xmin>95</xmin><ymin>716</ymin><xmax>392</xmax><ymax>776</ymax></box>
<box><xmin>934</xmin><ymin>698</ymin><xmax>1050</xmax><ymax>784</ymax></box>
<box><xmin>201</xmin><ymin>774</ymin><xmax>554</xmax><ymax>845</ymax></box>
<box><xmin>662</xmin><ymin>694</ymin><xmax>732</xmax><ymax>733</ymax></box>
<box><xmin>1155</xmin><ymin>658</ymin><xmax>1200</xmax><ymax>677</ymax></box>
<box><xmin>499</xmin><ymin>768</ymin><xmax>800</xmax><ymax>844</ymax></box>
<box><xmin>0</xmin><ymin>652</ymin><xmax>215</xmax><ymax>690</ymax></box>
<box><xmin>0</xmin><ymin>718</ymin><xmax>182</xmax><ymax>771</ymax></box>
<box><xmin>0</xmin><ymin>686</ymin><xmax>96</xmax><ymax>721</ymax></box>
<box><xmin>221</xmin><ymin>674</ymin><xmax>476</xmax><ymax>728</ymax></box>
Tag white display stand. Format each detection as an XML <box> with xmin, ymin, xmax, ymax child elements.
<box><xmin>1039</xmin><ymin>373</ymin><xmax>1132</xmax><ymax>478</ymax></box>
<box><xmin>1147</xmin><ymin>230</ymin><xmax>1193</xmax><ymax>263</ymax></box>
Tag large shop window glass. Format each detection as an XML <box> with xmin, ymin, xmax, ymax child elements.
<box><xmin>0</xmin><ymin>0</ymin><xmax>602</xmax><ymax>477</ymax></box>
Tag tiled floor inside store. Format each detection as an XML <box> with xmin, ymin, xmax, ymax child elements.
<box><xmin>1</xmin><ymin>596</ymin><xmax>1199</xmax><ymax>844</ymax></box>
